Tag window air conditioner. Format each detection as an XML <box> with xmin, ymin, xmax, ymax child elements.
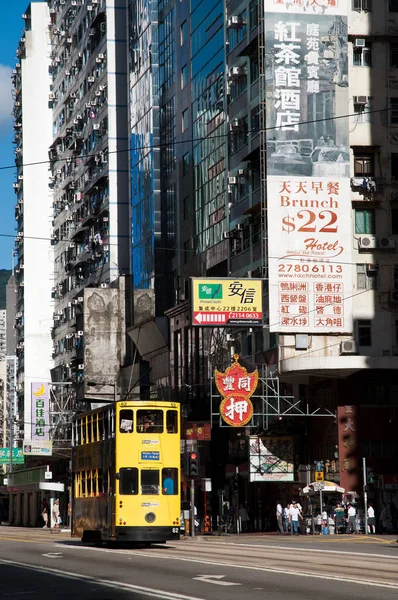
<box><xmin>67</xmin><ymin>38</ymin><xmax>73</xmax><ymax>44</ymax></box>
<box><xmin>228</xmin><ymin>67</ymin><xmax>242</xmax><ymax>78</ymax></box>
<box><xmin>77</xmin><ymin>330</ymin><xmax>83</xmax><ymax>336</ymax></box>
<box><xmin>65</xmin><ymin>70</ymin><xmax>71</xmax><ymax>76</ymax></box>
<box><xmin>353</xmin><ymin>96</ymin><xmax>367</xmax><ymax>105</ymax></box>
<box><xmin>88</xmin><ymin>76</ymin><xmax>95</xmax><ymax>83</ymax></box>
<box><xmin>228</xmin><ymin>176</ymin><xmax>237</xmax><ymax>185</ymax></box>
<box><xmin>49</xmin><ymin>93</ymin><xmax>56</xmax><ymax>100</ymax></box>
<box><xmin>379</xmin><ymin>237</ymin><xmax>396</xmax><ymax>249</ymax></box>
<box><xmin>78</xmin><ymin>364</ymin><xmax>84</xmax><ymax>370</ymax></box>
<box><xmin>100</xmin><ymin>283</ymin><xmax>108</xmax><ymax>288</ymax></box>
<box><xmin>70</xmin><ymin>92</ymin><xmax>77</xmax><ymax>99</ymax></box>
<box><xmin>340</xmin><ymin>340</ymin><xmax>357</xmax><ymax>355</ymax></box>
<box><xmin>358</xmin><ymin>236</ymin><xmax>377</xmax><ymax>250</ymax></box>
<box><xmin>87</xmin><ymin>5</ymin><xmax>93</xmax><ymax>11</ymax></box>
<box><xmin>354</xmin><ymin>38</ymin><xmax>366</xmax><ymax>47</ymax></box>
<box><xmin>93</xmin><ymin>124</ymin><xmax>100</xmax><ymax>130</ymax></box>
<box><xmin>98</xmin><ymin>54</ymin><xmax>105</xmax><ymax>60</ymax></box>
<box><xmin>391</xmin><ymin>290</ymin><xmax>398</xmax><ymax>304</ymax></box>
<box><xmin>22</xmin><ymin>14</ymin><xmax>28</xmax><ymax>19</ymax></box>
<box><xmin>77</xmin><ymin>296</ymin><xmax>83</xmax><ymax>302</ymax></box>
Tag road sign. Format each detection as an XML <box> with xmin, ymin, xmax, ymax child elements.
<box><xmin>192</xmin><ymin>278</ymin><xmax>263</xmax><ymax>326</ymax></box>
<box><xmin>315</xmin><ymin>471</ymin><xmax>324</xmax><ymax>482</ymax></box>
<box><xmin>0</xmin><ymin>448</ymin><xmax>24</xmax><ymax>465</ymax></box>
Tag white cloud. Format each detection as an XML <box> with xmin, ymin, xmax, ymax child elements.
<box><xmin>0</xmin><ymin>65</ymin><xmax>14</xmax><ymax>132</ymax></box>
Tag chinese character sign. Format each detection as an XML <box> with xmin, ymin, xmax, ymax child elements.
<box><xmin>31</xmin><ymin>383</ymin><xmax>50</xmax><ymax>441</ymax></box>
<box><xmin>265</xmin><ymin>3</ymin><xmax>352</xmax><ymax>333</ymax></box>
<box><xmin>215</xmin><ymin>355</ymin><xmax>256</xmax><ymax>427</ymax></box>
<box><xmin>337</xmin><ymin>405</ymin><xmax>360</xmax><ymax>493</ymax></box>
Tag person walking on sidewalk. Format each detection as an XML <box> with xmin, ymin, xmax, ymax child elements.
<box><xmin>276</xmin><ymin>502</ymin><xmax>284</xmax><ymax>534</ymax></box>
<box><xmin>367</xmin><ymin>504</ymin><xmax>376</xmax><ymax>534</ymax></box>
<box><xmin>283</xmin><ymin>504</ymin><xmax>291</xmax><ymax>534</ymax></box>
<box><xmin>346</xmin><ymin>504</ymin><xmax>356</xmax><ymax>534</ymax></box>
<box><xmin>52</xmin><ymin>499</ymin><xmax>60</xmax><ymax>531</ymax></box>
<box><xmin>289</xmin><ymin>502</ymin><xmax>302</xmax><ymax>535</ymax></box>
<box><xmin>41</xmin><ymin>507</ymin><xmax>48</xmax><ymax>529</ymax></box>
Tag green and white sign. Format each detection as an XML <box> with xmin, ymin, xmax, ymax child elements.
<box><xmin>0</xmin><ymin>448</ymin><xmax>25</xmax><ymax>465</ymax></box>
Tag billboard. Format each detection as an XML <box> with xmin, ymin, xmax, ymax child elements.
<box><xmin>265</xmin><ymin>0</ymin><xmax>352</xmax><ymax>333</ymax></box>
<box><xmin>249</xmin><ymin>436</ymin><xmax>294</xmax><ymax>482</ymax></box>
<box><xmin>0</xmin><ymin>448</ymin><xmax>24</xmax><ymax>465</ymax></box>
<box><xmin>23</xmin><ymin>440</ymin><xmax>53</xmax><ymax>456</ymax></box>
<box><xmin>192</xmin><ymin>278</ymin><xmax>263</xmax><ymax>326</ymax></box>
<box><xmin>215</xmin><ymin>355</ymin><xmax>257</xmax><ymax>426</ymax></box>
<box><xmin>31</xmin><ymin>383</ymin><xmax>50</xmax><ymax>440</ymax></box>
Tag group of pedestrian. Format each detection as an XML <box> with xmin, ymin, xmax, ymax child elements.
<box><xmin>335</xmin><ymin>502</ymin><xmax>376</xmax><ymax>534</ymax></box>
<box><xmin>277</xmin><ymin>501</ymin><xmax>303</xmax><ymax>535</ymax></box>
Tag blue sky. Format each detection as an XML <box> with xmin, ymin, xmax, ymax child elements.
<box><xmin>0</xmin><ymin>2</ymin><xmax>37</xmax><ymax>269</ymax></box>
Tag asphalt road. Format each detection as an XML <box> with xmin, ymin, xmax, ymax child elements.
<box><xmin>0</xmin><ymin>528</ymin><xmax>397</xmax><ymax>600</ymax></box>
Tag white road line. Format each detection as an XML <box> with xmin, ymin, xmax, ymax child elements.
<box><xmin>0</xmin><ymin>559</ymin><xmax>204</xmax><ymax>600</ymax></box>
<box><xmin>193</xmin><ymin>575</ymin><xmax>240</xmax><ymax>586</ymax></box>
<box><xmin>46</xmin><ymin>543</ymin><xmax>398</xmax><ymax>590</ymax></box>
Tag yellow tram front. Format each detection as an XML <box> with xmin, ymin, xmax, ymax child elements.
<box><xmin>72</xmin><ymin>400</ymin><xmax>181</xmax><ymax>544</ymax></box>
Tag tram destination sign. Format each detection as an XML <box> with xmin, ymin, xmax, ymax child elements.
<box><xmin>192</xmin><ymin>278</ymin><xmax>263</xmax><ymax>327</ymax></box>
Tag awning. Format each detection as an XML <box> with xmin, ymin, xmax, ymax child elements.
<box><xmin>302</xmin><ymin>481</ymin><xmax>345</xmax><ymax>494</ymax></box>
<box><xmin>7</xmin><ymin>482</ymin><xmax>65</xmax><ymax>493</ymax></box>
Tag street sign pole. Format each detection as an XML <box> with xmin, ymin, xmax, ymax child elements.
<box><xmin>363</xmin><ymin>457</ymin><xmax>368</xmax><ymax>535</ymax></box>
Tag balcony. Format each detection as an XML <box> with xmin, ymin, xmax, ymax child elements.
<box><xmin>350</xmin><ymin>177</ymin><xmax>385</xmax><ymax>202</ymax></box>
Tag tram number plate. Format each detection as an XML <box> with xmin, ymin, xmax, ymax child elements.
<box><xmin>172</xmin><ymin>527</ymin><xmax>179</xmax><ymax>534</ymax></box>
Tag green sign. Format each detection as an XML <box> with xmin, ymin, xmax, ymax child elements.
<box><xmin>198</xmin><ymin>283</ymin><xmax>222</xmax><ymax>300</ymax></box>
<box><xmin>0</xmin><ymin>448</ymin><xmax>25</xmax><ymax>465</ymax></box>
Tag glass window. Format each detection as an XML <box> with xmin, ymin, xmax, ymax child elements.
<box><xmin>181</xmin><ymin>64</ymin><xmax>188</xmax><ymax>89</ymax></box>
<box><xmin>182</xmin><ymin>109</ymin><xmax>188</xmax><ymax>133</ymax></box>
<box><xmin>391</xmin><ymin>44</ymin><xmax>398</xmax><ymax>68</ymax></box>
<box><xmin>180</xmin><ymin>21</ymin><xmax>187</xmax><ymax>45</ymax></box>
<box><xmin>162</xmin><ymin>468</ymin><xmax>178</xmax><ymax>495</ymax></box>
<box><xmin>392</xmin><ymin>153</ymin><xmax>398</xmax><ymax>178</ymax></box>
<box><xmin>137</xmin><ymin>410</ymin><xmax>163</xmax><ymax>433</ymax></box>
<box><xmin>392</xmin><ymin>98</ymin><xmax>398</xmax><ymax>124</ymax></box>
<box><xmin>166</xmin><ymin>410</ymin><xmax>178</xmax><ymax>433</ymax></box>
<box><xmin>119</xmin><ymin>467</ymin><xmax>139</xmax><ymax>495</ymax></box>
<box><xmin>250</xmin><ymin>55</ymin><xmax>259</xmax><ymax>83</ymax></box>
<box><xmin>355</xmin><ymin>208</ymin><xmax>375</xmax><ymax>234</ymax></box>
<box><xmin>390</xmin><ymin>0</ymin><xmax>398</xmax><ymax>11</ymax></box>
<box><xmin>352</xmin><ymin>0</ymin><xmax>372</xmax><ymax>9</ymax></box>
<box><xmin>353</xmin><ymin>43</ymin><xmax>372</xmax><ymax>67</ymax></box>
<box><xmin>358</xmin><ymin>320</ymin><xmax>372</xmax><ymax>346</ymax></box>
<box><xmin>141</xmin><ymin>469</ymin><xmax>160</xmax><ymax>495</ymax></box>
<box><xmin>119</xmin><ymin>409</ymin><xmax>134</xmax><ymax>433</ymax></box>
<box><xmin>183</xmin><ymin>196</ymin><xmax>190</xmax><ymax>220</ymax></box>
<box><xmin>183</xmin><ymin>152</ymin><xmax>189</xmax><ymax>175</ymax></box>
<box><xmin>392</xmin><ymin>208</ymin><xmax>398</xmax><ymax>234</ymax></box>
<box><xmin>249</xmin><ymin>0</ymin><xmax>259</xmax><ymax>29</ymax></box>
<box><xmin>354</xmin><ymin>153</ymin><xmax>374</xmax><ymax>176</ymax></box>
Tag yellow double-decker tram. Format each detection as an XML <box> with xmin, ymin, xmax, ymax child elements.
<box><xmin>72</xmin><ymin>400</ymin><xmax>181</xmax><ymax>544</ymax></box>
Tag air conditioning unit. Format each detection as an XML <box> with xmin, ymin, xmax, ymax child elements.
<box><xmin>100</xmin><ymin>283</ymin><xmax>108</xmax><ymax>288</ymax></box>
<box><xmin>98</xmin><ymin>54</ymin><xmax>105</xmax><ymax>60</ymax></box>
<box><xmin>87</xmin><ymin>5</ymin><xmax>93</xmax><ymax>10</ymax></box>
<box><xmin>93</xmin><ymin>123</ymin><xmax>100</xmax><ymax>130</ymax></box>
<box><xmin>340</xmin><ymin>340</ymin><xmax>357</xmax><ymax>355</ymax></box>
<box><xmin>67</xmin><ymin>38</ymin><xmax>73</xmax><ymax>44</ymax></box>
<box><xmin>85</xmin><ymin>102</ymin><xmax>92</xmax><ymax>108</ymax></box>
<box><xmin>236</xmin><ymin>224</ymin><xmax>243</xmax><ymax>231</ymax></box>
<box><xmin>77</xmin><ymin>296</ymin><xmax>83</xmax><ymax>302</ymax></box>
<box><xmin>228</xmin><ymin>176</ymin><xmax>237</xmax><ymax>185</ymax></box>
<box><xmin>88</xmin><ymin>76</ymin><xmax>95</xmax><ymax>83</ymax></box>
<box><xmin>65</xmin><ymin>70</ymin><xmax>71</xmax><ymax>76</ymax></box>
<box><xmin>22</xmin><ymin>14</ymin><xmax>28</xmax><ymax>19</ymax></box>
<box><xmin>354</xmin><ymin>38</ymin><xmax>366</xmax><ymax>47</ymax></box>
<box><xmin>56</xmin><ymin>169</ymin><xmax>62</xmax><ymax>174</ymax></box>
<box><xmin>353</xmin><ymin>95</ymin><xmax>367</xmax><ymax>105</ymax></box>
<box><xmin>66</xmin><ymin>333</ymin><xmax>74</xmax><ymax>339</ymax></box>
<box><xmin>379</xmin><ymin>237</ymin><xmax>396</xmax><ymax>249</ymax></box>
<box><xmin>95</xmin><ymin>91</ymin><xmax>101</xmax><ymax>97</ymax></box>
<box><xmin>223</xmin><ymin>232</ymin><xmax>230</xmax><ymax>239</ymax></box>
<box><xmin>358</xmin><ymin>236</ymin><xmax>377</xmax><ymax>250</ymax></box>
<box><xmin>228</xmin><ymin>67</ymin><xmax>243</xmax><ymax>78</ymax></box>
<box><xmin>366</xmin><ymin>263</ymin><xmax>378</xmax><ymax>273</ymax></box>
<box><xmin>78</xmin><ymin>364</ymin><xmax>84</xmax><ymax>370</ymax></box>
<box><xmin>390</xmin><ymin>290</ymin><xmax>398</xmax><ymax>304</ymax></box>
<box><xmin>99</xmin><ymin>85</ymin><xmax>106</xmax><ymax>91</ymax></box>
<box><xmin>49</xmin><ymin>93</ymin><xmax>56</xmax><ymax>100</ymax></box>
<box><xmin>70</xmin><ymin>92</ymin><xmax>77</xmax><ymax>99</ymax></box>
<box><xmin>67</xmin><ymin>302</ymin><xmax>72</xmax><ymax>308</ymax></box>
<box><xmin>77</xmin><ymin>330</ymin><xmax>83</xmax><ymax>336</ymax></box>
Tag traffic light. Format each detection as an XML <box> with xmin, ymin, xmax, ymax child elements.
<box><xmin>231</xmin><ymin>474</ymin><xmax>239</xmax><ymax>493</ymax></box>
<box><xmin>188</xmin><ymin>451</ymin><xmax>199</xmax><ymax>477</ymax></box>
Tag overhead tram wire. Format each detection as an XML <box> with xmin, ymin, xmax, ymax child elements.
<box><xmin>4</xmin><ymin>106</ymin><xmax>388</xmax><ymax>173</ymax></box>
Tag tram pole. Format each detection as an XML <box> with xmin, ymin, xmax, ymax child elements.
<box><xmin>190</xmin><ymin>478</ymin><xmax>195</xmax><ymax>538</ymax></box>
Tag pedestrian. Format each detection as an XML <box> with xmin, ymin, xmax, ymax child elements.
<box><xmin>346</xmin><ymin>504</ymin><xmax>356</xmax><ymax>534</ymax></box>
<box><xmin>289</xmin><ymin>502</ymin><xmax>302</xmax><ymax>535</ymax></box>
<box><xmin>238</xmin><ymin>504</ymin><xmax>250</xmax><ymax>533</ymax></box>
<box><xmin>283</xmin><ymin>503</ymin><xmax>291</xmax><ymax>534</ymax></box>
<box><xmin>41</xmin><ymin>506</ymin><xmax>48</xmax><ymax>529</ymax></box>
<box><xmin>276</xmin><ymin>501</ymin><xmax>284</xmax><ymax>534</ymax></box>
<box><xmin>367</xmin><ymin>503</ymin><xmax>376</xmax><ymax>534</ymax></box>
<box><xmin>52</xmin><ymin>499</ymin><xmax>60</xmax><ymax>531</ymax></box>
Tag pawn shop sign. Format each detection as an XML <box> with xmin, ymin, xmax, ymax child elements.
<box><xmin>215</xmin><ymin>354</ymin><xmax>257</xmax><ymax>427</ymax></box>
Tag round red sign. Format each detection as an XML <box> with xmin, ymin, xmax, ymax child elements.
<box><xmin>219</xmin><ymin>394</ymin><xmax>254</xmax><ymax>427</ymax></box>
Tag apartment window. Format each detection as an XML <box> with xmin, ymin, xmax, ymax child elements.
<box><xmin>181</xmin><ymin>64</ymin><xmax>188</xmax><ymax>89</ymax></box>
<box><xmin>181</xmin><ymin>109</ymin><xmax>188</xmax><ymax>133</ymax></box>
<box><xmin>250</xmin><ymin>55</ymin><xmax>259</xmax><ymax>83</ymax></box>
<box><xmin>354</xmin><ymin>208</ymin><xmax>375</xmax><ymax>234</ymax></box>
<box><xmin>249</xmin><ymin>0</ymin><xmax>259</xmax><ymax>29</ymax></box>
<box><xmin>392</xmin><ymin>208</ymin><xmax>398</xmax><ymax>234</ymax></box>
<box><xmin>183</xmin><ymin>152</ymin><xmax>189</xmax><ymax>175</ymax></box>
<box><xmin>180</xmin><ymin>21</ymin><xmax>187</xmax><ymax>45</ymax></box>
<box><xmin>390</xmin><ymin>0</ymin><xmax>398</xmax><ymax>11</ymax></box>
<box><xmin>358</xmin><ymin>320</ymin><xmax>372</xmax><ymax>347</ymax></box>
<box><xmin>354</xmin><ymin>152</ymin><xmax>374</xmax><ymax>176</ymax></box>
<box><xmin>183</xmin><ymin>196</ymin><xmax>190</xmax><ymax>220</ymax></box>
<box><xmin>356</xmin><ymin>264</ymin><xmax>377</xmax><ymax>290</ymax></box>
<box><xmin>391</xmin><ymin>98</ymin><xmax>398</xmax><ymax>124</ymax></box>
<box><xmin>352</xmin><ymin>0</ymin><xmax>372</xmax><ymax>10</ymax></box>
<box><xmin>392</xmin><ymin>154</ymin><xmax>398</xmax><ymax>179</ymax></box>
<box><xmin>353</xmin><ymin>42</ymin><xmax>372</xmax><ymax>67</ymax></box>
<box><xmin>353</xmin><ymin>98</ymin><xmax>371</xmax><ymax>123</ymax></box>
<box><xmin>391</xmin><ymin>44</ymin><xmax>398</xmax><ymax>68</ymax></box>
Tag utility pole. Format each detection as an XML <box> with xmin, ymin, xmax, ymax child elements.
<box><xmin>190</xmin><ymin>478</ymin><xmax>195</xmax><ymax>538</ymax></box>
<box><xmin>9</xmin><ymin>395</ymin><xmax>13</xmax><ymax>474</ymax></box>
<box><xmin>363</xmin><ymin>457</ymin><xmax>368</xmax><ymax>535</ymax></box>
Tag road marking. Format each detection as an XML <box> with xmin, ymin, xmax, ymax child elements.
<box><xmin>55</xmin><ymin>544</ymin><xmax>398</xmax><ymax>590</ymax></box>
<box><xmin>42</xmin><ymin>553</ymin><xmax>63</xmax><ymax>559</ymax></box>
<box><xmin>193</xmin><ymin>575</ymin><xmax>240</xmax><ymax>586</ymax></box>
<box><xmin>0</xmin><ymin>559</ymin><xmax>204</xmax><ymax>600</ymax></box>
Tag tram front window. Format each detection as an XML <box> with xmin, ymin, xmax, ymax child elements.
<box><xmin>119</xmin><ymin>468</ymin><xmax>138</xmax><ymax>495</ymax></box>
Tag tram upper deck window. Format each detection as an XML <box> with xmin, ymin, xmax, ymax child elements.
<box><xmin>137</xmin><ymin>410</ymin><xmax>163</xmax><ymax>433</ymax></box>
<box><xmin>166</xmin><ymin>410</ymin><xmax>178</xmax><ymax>433</ymax></box>
<box><xmin>119</xmin><ymin>409</ymin><xmax>134</xmax><ymax>433</ymax></box>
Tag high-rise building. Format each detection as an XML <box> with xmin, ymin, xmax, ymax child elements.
<box><xmin>12</xmin><ymin>3</ymin><xmax>54</xmax><ymax>445</ymax></box>
<box><xmin>46</xmin><ymin>0</ymin><xmax>131</xmax><ymax>411</ymax></box>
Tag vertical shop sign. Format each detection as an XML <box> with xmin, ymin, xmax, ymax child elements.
<box><xmin>265</xmin><ymin>0</ymin><xmax>352</xmax><ymax>333</ymax></box>
<box><xmin>31</xmin><ymin>383</ymin><xmax>50</xmax><ymax>440</ymax></box>
<box><xmin>337</xmin><ymin>405</ymin><xmax>360</xmax><ymax>493</ymax></box>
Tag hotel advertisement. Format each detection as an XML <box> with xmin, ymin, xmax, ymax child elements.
<box><xmin>265</xmin><ymin>0</ymin><xmax>352</xmax><ymax>333</ymax></box>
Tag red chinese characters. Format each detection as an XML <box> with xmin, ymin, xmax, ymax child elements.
<box><xmin>215</xmin><ymin>354</ymin><xmax>257</xmax><ymax>427</ymax></box>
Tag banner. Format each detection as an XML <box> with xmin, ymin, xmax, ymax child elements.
<box><xmin>265</xmin><ymin>0</ymin><xmax>352</xmax><ymax>333</ymax></box>
<box><xmin>31</xmin><ymin>383</ymin><xmax>50</xmax><ymax>440</ymax></box>
<box><xmin>249</xmin><ymin>436</ymin><xmax>294</xmax><ymax>482</ymax></box>
<box><xmin>23</xmin><ymin>440</ymin><xmax>53</xmax><ymax>456</ymax></box>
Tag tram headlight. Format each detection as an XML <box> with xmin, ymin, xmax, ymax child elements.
<box><xmin>145</xmin><ymin>512</ymin><xmax>156</xmax><ymax>523</ymax></box>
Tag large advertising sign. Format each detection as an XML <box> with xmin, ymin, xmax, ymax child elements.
<box><xmin>31</xmin><ymin>383</ymin><xmax>50</xmax><ymax>440</ymax></box>
<box><xmin>265</xmin><ymin>0</ymin><xmax>352</xmax><ymax>333</ymax></box>
<box><xmin>249</xmin><ymin>436</ymin><xmax>294</xmax><ymax>482</ymax></box>
<box><xmin>192</xmin><ymin>278</ymin><xmax>263</xmax><ymax>326</ymax></box>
